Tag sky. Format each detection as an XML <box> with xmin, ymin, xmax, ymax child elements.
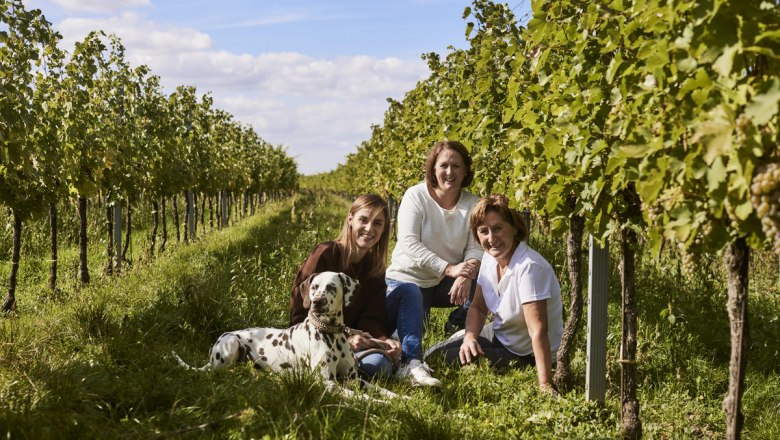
<box><xmin>23</xmin><ymin>0</ymin><xmax>496</xmax><ymax>175</ymax></box>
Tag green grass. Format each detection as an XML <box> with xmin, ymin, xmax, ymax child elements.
<box><xmin>1</xmin><ymin>191</ymin><xmax>779</xmax><ymax>439</ymax></box>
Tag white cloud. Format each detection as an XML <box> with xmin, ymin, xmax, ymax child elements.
<box><xmin>57</xmin><ymin>12</ymin><xmax>212</xmax><ymax>55</ymax></box>
<box><xmin>52</xmin><ymin>0</ymin><xmax>150</xmax><ymax>14</ymax></box>
<box><xmin>217</xmin><ymin>12</ymin><xmax>310</xmax><ymax>30</ymax></box>
<box><xmin>50</xmin><ymin>10</ymin><xmax>428</xmax><ymax>174</ymax></box>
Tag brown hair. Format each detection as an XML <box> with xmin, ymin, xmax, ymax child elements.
<box><xmin>335</xmin><ymin>194</ymin><xmax>390</xmax><ymax>278</ymax></box>
<box><xmin>424</xmin><ymin>140</ymin><xmax>474</xmax><ymax>189</ymax></box>
<box><xmin>470</xmin><ymin>194</ymin><xmax>528</xmax><ymax>245</ymax></box>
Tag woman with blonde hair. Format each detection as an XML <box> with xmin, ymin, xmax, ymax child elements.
<box><xmin>290</xmin><ymin>194</ymin><xmax>400</xmax><ymax>377</ymax></box>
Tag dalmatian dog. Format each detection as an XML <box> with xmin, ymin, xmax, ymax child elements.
<box><xmin>172</xmin><ymin>271</ymin><xmax>399</xmax><ymax>400</ymax></box>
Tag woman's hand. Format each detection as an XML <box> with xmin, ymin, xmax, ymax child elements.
<box><xmin>458</xmin><ymin>336</ymin><xmax>484</xmax><ymax>364</ymax></box>
<box><xmin>347</xmin><ymin>334</ymin><xmax>373</xmax><ymax>351</ymax></box>
<box><xmin>448</xmin><ymin>276</ymin><xmax>472</xmax><ymax>305</ymax></box>
<box><xmin>381</xmin><ymin>338</ymin><xmax>402</xmax><ymax>362</ymax></box>
<box><xmin>445</xmin><ymin>260</ymin><xmax>479</xmax><ymax>279</ymax></box>
<box><xmin>539</xmin><ymin>382</ymin><xmax>560</xmax><ymax>397</ymax></box>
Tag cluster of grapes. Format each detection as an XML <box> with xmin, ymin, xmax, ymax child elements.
<box><xmin>750</xmin><ymin>162</ymin><xmax>780</xmax><ymax>255</ymax></box>
<box><xmin>641</xmin><ymin>201</ymin><xmax>663</xmax><ymax>226</ymax></box>
<box><xmin>678</xmin><ymin>244</ymin><xmax>701</xmax><ymax>277</ymax></box>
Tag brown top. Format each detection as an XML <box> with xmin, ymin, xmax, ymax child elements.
<box><xmin>289</xmin><ymin>241</ymin><xmax>388</xmax><ymax>338</ymax></box>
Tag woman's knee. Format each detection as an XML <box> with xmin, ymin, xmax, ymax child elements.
<box><xmin>358</xmin><ymin>352</ymin><xmax>395</xmax><ymax>378</ymax></box>
<box><xmin>390</xmin><ymin>282</ymin><xmax>423</xmax><ymax>306</ymax></box>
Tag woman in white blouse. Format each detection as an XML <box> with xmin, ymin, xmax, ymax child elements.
<box><xmin>427</xmin><ymin>194</ymin><xmax>563</xmax><ymax>395</ymax></box>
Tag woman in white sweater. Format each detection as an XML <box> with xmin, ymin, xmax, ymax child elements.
<box><xmin>386</xmin><ymin>140</ymin><xmax>483</xmax><ymax>387</ymax></box>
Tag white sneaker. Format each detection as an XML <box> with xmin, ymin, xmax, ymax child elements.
<box><xmin>396</xmin><ymin>359</ymin><xmax>441</xmax><ymax>387</ymax></box>
<box><xmin>423</xmin><ymin>329</ymin><xmax>466</xmax><ymax>360</ymax></box>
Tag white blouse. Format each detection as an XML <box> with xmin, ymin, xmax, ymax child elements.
<box><xmin>477</xmin><ymin>242</ymin><xmax>563</xmax><ymax>361</ymax></box>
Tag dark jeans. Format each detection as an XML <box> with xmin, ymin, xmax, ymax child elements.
<box><xmin>420</xmin><ymin>276</ymin><xmax>477</xmax><ymax>329</ymax></box>
<box><xmin>428</xmin><ymin>334</ymin><xmax>537</xmax><ymax>371</ymax></box>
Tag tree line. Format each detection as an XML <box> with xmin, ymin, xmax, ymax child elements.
<box><xmin>302</xmin><ymin>1</ymin><xmax>779</xmax><ymax>438</ymax></box>
<box><xmin>1</xmin><ymin>0</ymin><xmax>298</xmax><ymax>312</ymax></box>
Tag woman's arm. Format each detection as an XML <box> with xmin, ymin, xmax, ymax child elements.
<box><xmin>352</xmin><ymin>277</ymin><xmax>388</xmax><ymax>338</ymax></box>
<box><xmin>522</xmin><ymin>299</ymin><xmax>554</xmax><ymax>390</ymax></box>
<box><xmin>459</xmin><ymin>285</ymin><xmax>488</xmax><ymax>364</ymax></box>
<box><xmin>446</xmin><ymin>258</ymin><xmax>481</xmax><ymax>305</ymax></box>
<box><xmin>395</xmin><ymin>188</ymin><xmax>451</xmax><ymax>275</ymax></box>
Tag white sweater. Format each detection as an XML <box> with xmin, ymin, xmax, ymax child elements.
<box><xmin>386</xmin><ymin>183</ymin><xmax>483</xmax><ymax>287</ymax></box>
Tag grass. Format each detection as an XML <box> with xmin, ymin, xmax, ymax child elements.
<box><xmin>1</xmin><ymin>190</ymin><xmax>779</xmax><ymax>439</ymax></box>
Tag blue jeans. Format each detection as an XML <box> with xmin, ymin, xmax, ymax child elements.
<box><xmin>386</xmin><ymin>277</ymin><xmax>477</xmax><ymax>361</ymax></box>
<box><xmin>356</xmin><ymin>351</ymin><xmax>394</xmax><ymax>378</ymax></box>
<box><xmin>385</xmin><ymin>279</ymin><xmax>425</xmax><ymax>362</ymax></box>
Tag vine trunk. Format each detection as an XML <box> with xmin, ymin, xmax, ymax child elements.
<box><xmin>554</xmin><ymin>214</ymin><xmax>584</xmax><ymax>391</ymax></box>
<box><xmin>723</xmin><ymin>238</ymin><xmax>749</xmax><ymax>440</ymax></box>
<box><xmin>620</xmin><ymin>226</ymin><xmax>642</xmax><ymax>439</ymax></box>
<box><xmin>2</xmin><ymin>212</ymin><xmax>21</xmax><ymax>313</ymax></box>
<box><xmin>78</xmin><ymin>196</ymin><xmax>90</xmax><ymax>284</ymax></box>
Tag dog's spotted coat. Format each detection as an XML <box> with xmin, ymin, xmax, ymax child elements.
<box><xmin>172</xmin><ymin>271</ymin><xmax>397</xmax><ymax>399</ymax></box>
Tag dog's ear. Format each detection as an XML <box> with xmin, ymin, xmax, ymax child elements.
<box><xmin>299</xmin><ymin>272</ymin><xmax>318</xmax><ymax>309</ymax></box>
<box><xmin>338</xmin><ymin>273</ymin><xmax>359</xmax><ymax>307</ymax></box>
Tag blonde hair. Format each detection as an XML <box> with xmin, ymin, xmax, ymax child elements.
<box><xmin>470</xmin><ymin>194</ymin><xmax>528</xmax><ymax>245</ymax></box>
<box><xmin>335</xmin><ymin>194</ymin><xmax>390</xmax><ymax>278</ymax></box>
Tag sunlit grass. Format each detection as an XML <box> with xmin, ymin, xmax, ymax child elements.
<box><xmin>0</xmin><ymin>191</ymin><xmax>778</xmax><ymax>438</ymax></box>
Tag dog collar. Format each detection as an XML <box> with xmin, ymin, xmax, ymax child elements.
<box><xmin>307</xmin><ymin>314</ymin><xmax>345</xmax><ymax>334</ymax></box>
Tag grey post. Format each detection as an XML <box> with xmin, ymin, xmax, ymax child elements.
<box><xmin>586</xmin><ymin>234</ymin><xmax>608</xmax><ymax>404</ymax></box>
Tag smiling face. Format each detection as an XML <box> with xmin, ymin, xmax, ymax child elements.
<box><xmin>348</xmin><ymin>207</ymin><xmax>386</xmax><ymax>254</ymax></box>
<box><xmin>475</xmin><ymin>210</ymin><xmax>518</xmax><ymax>264</ymax></box>
<box><xmin>433</xmin><ymin>148</ymin><xmax>466</xmax><ymax>192</ymax></box>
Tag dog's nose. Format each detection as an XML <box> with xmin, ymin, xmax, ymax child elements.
<box><xmin>312</xmin><ymin>296</ymin><xmax>326</xmax><ymax>307</ymax></box>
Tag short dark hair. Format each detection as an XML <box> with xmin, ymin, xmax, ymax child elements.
<box><xmin>424</xmin><ymin>140</ymin><xmax>474</xmax><ymax>189</ymax></box>
<box><xmin>470</xmin><ymin>194</ymin><xmax>528</xmax><ymax>245</ymax></box>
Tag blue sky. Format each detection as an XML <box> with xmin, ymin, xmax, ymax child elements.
<box><xmin>24</xmin><ymin>0</ymin><xmax>510</xmax><ymax>175</ymax></box>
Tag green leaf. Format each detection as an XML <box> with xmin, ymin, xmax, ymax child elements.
<box><xmin>638</xmin><ymin>168</ymin><xmax>665</xmax><ymax>202</ymax></box>
<box><xmin>543</xmin><ymin>134</ymin><xmax>562</xmax><ymax>159</ymax></box>
<box><xmin>692</xmin><ymin>106</ymin><xmax>733</xmax><ymax>165</ymax></box>
<box><xmin>735</xmin><ymin>201</ymin><xmax>752</xmax><ymax>220</ymax></box>
<box><xmin>677</xmin><ymin>57</ymin><xmax>697</xmax><ymax>73</ymax></box>
<box><xmin>606</xmin><ymin>53</ymin><xmax>623</xmax><ymax>84</ymax></box>
<box><xmin>707</xmin><ymin>156</ymin><xmax>726</xmax><ymax>192</ymax></box>
<box><xmin>713</xmin><ymin>43</ymin><xmax>741</xmax><ymax>76</ymax></box>
<box><xmin>745</xmin><ymin>78</ymin><xmax>780</xmax><ymax>126</ymax></box>
<box><xmin>618</xmin><ymin>144</ymin><xmax>649</xmax><ymax>158</ymax></box>
<box><xmin>545</xmin><ymin>187</ymin><xmax>563</xmax><ymax>213</ymax></box>
<box><xmin>465</xmin><ymin>22</ymin><xmax>474</xmax><ymax>39</ymax></box>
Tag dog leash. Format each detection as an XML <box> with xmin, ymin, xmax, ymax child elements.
<box><xmin>307</xmin><ymin>314</ymin><xmax>398</xmax><ymax>367</ymax></box>
<box><xmin>344</xmin><ymin>327</ymin><xmax>399</xmax><ymax>368</ymax></box>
